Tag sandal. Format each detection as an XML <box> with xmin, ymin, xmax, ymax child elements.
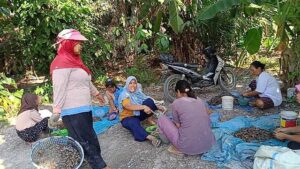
<box><xmin>151</xmin><ymin>138</ymin><xmax>161</xmax><ymax>147</ymax></box>
<box><xmin>146</xmin><ymin>125</ymin><xmax>158</xmax><ymax>134</ymax></box>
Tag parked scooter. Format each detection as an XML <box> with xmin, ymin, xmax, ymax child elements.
<box><xmin>160</xmin><ymin>47</ymin><xmax>237</xmax><ymax>102</ymax></box>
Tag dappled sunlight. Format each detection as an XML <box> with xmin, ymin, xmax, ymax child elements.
<box><xmin>0</xmin><ymin>135</ymin><xmax>5</xmax><ymax>145</ymax></box>
<box><xmin>0</xmin><ymin>159</ymin><xmax>5</xmax><ymax>169</ymax></box>
<box><xmin>8</xmin><ymin>117</ymin><xmax>16</xmax><ymax>126</ymax></box>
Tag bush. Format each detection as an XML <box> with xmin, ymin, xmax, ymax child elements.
<box><xmin>0</xmin><ymin>73</ymin><xmax>23</xmax><ymax>120</ymax></box>
<box><xmin>125</xmin><ymin>56</ymin><xmax>158</xmax><ymax>85</ymax></box>
<box><xmin>34</xmin><ymin>82</ymin><xmax>53</xmax><ymax>104</ymax></box>
<box><xmin>1</xmin><ymin>0</ymin><xmax>111</xmax><ymax>74</ymax></box>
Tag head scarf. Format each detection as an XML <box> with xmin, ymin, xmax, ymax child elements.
<box><xmin>118</xmin><ymin>76</ymin><xmax>148</xmax><ymax>116</ymax></box>
<box><xmin>19</xmin><ymin>93</ymin><xmax>39</xmax><ymax>115</ymax></box>
<box><xmin>50</xmin><ymin>40</ymin><xmax>91</xmax><ymax>75</ymax></box>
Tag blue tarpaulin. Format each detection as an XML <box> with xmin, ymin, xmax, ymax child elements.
<box><xmin>92</xmin><ymin>106</ymin><xmax>120</xmax><ymax>135</ymax></box>
<box><xmin>202</xmin><ymin>108</ymin><xmax>287</xmax><ymax>168</ymax></box>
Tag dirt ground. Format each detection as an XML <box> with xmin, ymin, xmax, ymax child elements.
<box><xmin>0</xmin><ymin>69</ymin><xmax>288</xmax><ymax>169</ymax></box>
<box><xmin>0</xmin><ymin>85</ymin><xmax>218</xmax><ymax>169</ymax></box>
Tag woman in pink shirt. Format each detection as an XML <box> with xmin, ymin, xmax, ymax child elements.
<box><xmin>16</xmin><ymin>93</ymin><xmax>49</xmax><ymax>142</ymax></box>
<box><xmin>158</xmin><ymin>80</ymin><xmax>215</xmax><ymax>155</ymax></box>
<box><xmin>50</xmin><ymin>29</ymin><xmax>110</xmax><ymax>169</ymax></box>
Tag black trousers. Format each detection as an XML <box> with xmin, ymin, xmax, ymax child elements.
<box><xmin>288</xmin><ymin>141</ymin><xmax>300</xmax><ymax>150</ymax></box>
<box><xmin>62</xmin><ymin>112</ymin><xmax>107</xmax><ymax>169</ymax></box>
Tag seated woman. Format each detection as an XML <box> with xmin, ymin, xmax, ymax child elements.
<box><xmin>105</xmin><ymin>79</ymin><xmax>123</xmax><ymax>120</ymax></box>
<box><xmin>16</xmin><ymin>93</ymin><xmax>49</xmax><ymax>142</ymax></box>
<box><xmin>274</xmin><ymin>84</ymin><xmax>300</xmax><ymax>150</ymax></box>
<box><xmin>243</xmin><ymin>61</ymin><xmax>282</xmax><ymax>109</ymax></box>
<box><xmin>157</xmin><ymin>80</ymin><xmax>215</xmax><ymax>155</ymax></box>
<box><xmin>118</xmin><ymin>76</ymin><xmax>164</xmax><ymax>147</ymax></box>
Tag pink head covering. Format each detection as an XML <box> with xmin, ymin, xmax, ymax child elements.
<box><xmin>295</xmin><ymin>84</ymin><xmax>300</xmax><ymax>92</ymax></box>
<box><xmin>55</xmin><ymin>29</ymin><xmax>88</xmax><ymax>45</ymax></box>
<box><xmin>50</xmin><ymin>29</ymin><xmax>91</xmax><ymax>76</ymax></box>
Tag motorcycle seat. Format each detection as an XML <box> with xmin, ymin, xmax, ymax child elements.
<box><xmin>168</xmin><ymin>62</ymin><xmax>199</xmax><ymax>69</ymax></box>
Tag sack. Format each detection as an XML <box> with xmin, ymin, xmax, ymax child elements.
<box><xmin>254</xmin><ymin>145</ymin><xmax>300</xmax><ymax>169</ymax></box>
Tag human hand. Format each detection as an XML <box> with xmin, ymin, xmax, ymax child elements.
<box><xmin>143</xmin><ymin>105</ymin><xmax>152</xmax><ymax>114</ymax></box>
<box><xmin>275</xmin><ymin>128</ymin><xmax>288</xmax><ymax>133</ymax></box>
<box><xmin>96</xmin><ymin>93</ymin><xmax>105</xmax><ymax>106</ymax></box>
<box><xmin>109</xmin><ymin>106</ymin><xmax>118</xmax><ymax>113</ymax></box>
<box><xmin>158</xmin><ymin>106</ymin><xmax>167</xmax><ymax>114</ymax></box>
<box><xmin>53</xmin><ymin>107</ymin><xmax>61</xmax><ymax>115</ymax></box>
<box><xmin>242</xmin><ymin>92</ymin><xmax>249</xmax><ymax>97</ymax></box>
<box><xmin>274</xmin><ymin>132</ymin><xmax>288</xmax><ymax>140</ymax></box>
<box><xmin>106</xmin><ymin>91</ymin><xmax>114</xmax><ymax>100</ymax></box>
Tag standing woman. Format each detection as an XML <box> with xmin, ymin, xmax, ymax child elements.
<box><xmin>50</xmin><ymin>29</ymin><xmax>110</xmax><ymax>169</ymax></box>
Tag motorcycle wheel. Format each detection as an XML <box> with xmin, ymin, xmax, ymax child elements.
<box><xmin>163</xmin><ymin>74</ymin><xmax>186</xmax><ymax>102</ymax></box>
<box><xmin>218</xmin><ymin>67</ymin><xmax>237</xmax><ymax>91</ymax></box>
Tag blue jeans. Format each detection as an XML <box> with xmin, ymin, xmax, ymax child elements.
<box><xmin>121</xmin><ymin>98</ymin><xmax>158</xmax><ymax>141</ymax></box>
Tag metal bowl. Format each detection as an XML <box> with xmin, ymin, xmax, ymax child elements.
<box><xmin>31</xmin><ymin>136</ymin><xmax>84</xmax><ymax>169</ymax></box>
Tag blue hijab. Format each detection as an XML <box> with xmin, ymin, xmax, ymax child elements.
<box><xmin>118</xmin><ymin>76</ymin><xmax>148</xmax><ymax>116</ymax></box>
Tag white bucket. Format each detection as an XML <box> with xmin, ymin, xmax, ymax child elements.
<box><xmin>280</xmin><ymin>111</ymin><xmax>298</xmax><ymax>128</ymax></box>
<box><xmin>222</xmin><ymin>96</ymin><xmax>234</xmax><ymax>111</ymax></box>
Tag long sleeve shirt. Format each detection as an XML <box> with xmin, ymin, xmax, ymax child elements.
<box><xmin>16</xmin><ymin>109</ymin><xmax>43</xmax><ymax>131</ymax></box>
<box><xmin>52</xmin><ymin>68</ymin><xmax>99</xmax><ymax>117</ymax></box>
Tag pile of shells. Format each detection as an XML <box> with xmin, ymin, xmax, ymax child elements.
<box><xmin>219</xmin><ymin>109</ymin><xmax>250</xmax><ymax>122</ymax></box>
<box><xmin>234</xmin><ymin>127</ymin><xmax>273</xmax><ymax>142</ymax></box>
<box><xmin>207</xmin><ymin>92</ymin><xmax>238</xmax><ymax>106</ymax></box>
<box><xmin>48</xmin><ymin>119</ymin><xmax>65</xmax><ymax>129</ymax></box>
<box><xmin>208</xmin><ymin>95</ymin><xmax>223</xmax><ymax>106</ymax></box>
<box><xmin>35</xmin><ymin>144</ymin><xmax>81</xmax><ymax>169</ymax></box>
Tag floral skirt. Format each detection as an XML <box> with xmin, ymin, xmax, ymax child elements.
<box><xmin>16</xmin><ymin>117</ymin><xmax>49</xmax><ymax>142</ymax></box>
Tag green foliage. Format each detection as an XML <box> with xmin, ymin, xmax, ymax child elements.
<box><xmin>155</xmin><ymin>33</ymin><xmax>170</xmax><ymax>52</ymax></box>
<box><xmin>34</xmin><ymin>82</ymin><xmax>53</xmax><ymax>104</ymax></box>
<box><xmin>244</xmin><ymin>27</ymin><xmax>263</xmax><ymax>55</ymax></box>
<box><xmin>198</xmin><ymin>0</ymin><xmax>242</xmax><ymax>20</ymax></box>
<box><xmin>0</xmin><ymin>73</ymin><xmax>23</xmax><ymax>120</ymax></box>
<box><xmin>95</xmin><ymin>75</ymin><xmax>109</xmax><ymax>86</ymax></box>
<box><xmin>125</xmin><ymin>57</ymin><xmax>158</xmax><ymax>85</ymax></box>
<box><xmin>168</xmin><ymin>0</ymin><xmax>185</xmax><ymax>34</ymax></box>
<box><xmin>286</xmin><ymin>96</ymin><xmax>297</xmax><ymax>104</ymax></box>
<box><xmin>288</xmin><ymin>70</ymin><xmax>300</xmax><ymax>81</ymax></box>
<box><xmin>1</xmin><ymin>0</ymin><xmax>111</xmax><ymax>74</ymax></box>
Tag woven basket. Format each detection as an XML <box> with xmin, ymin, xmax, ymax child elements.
<box><xmin>31</xmin><ymin>136</ymin><xmax>84</xmax><ymax>169</ymax></box>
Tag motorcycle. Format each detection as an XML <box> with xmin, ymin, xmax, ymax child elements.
<box><xmin>160</xmin><ymin>47</ymin><xmax>237</xmax><ymax>102</ymax></box>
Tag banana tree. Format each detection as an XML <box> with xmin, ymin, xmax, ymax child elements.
<box><xmin>198</xmin><ymin>0</ymin><xmax>300</xmax><ymax>83</ymax></box>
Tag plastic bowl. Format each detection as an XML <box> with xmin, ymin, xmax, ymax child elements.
<box><xmin>238</xmin><ymin>97</ymin><xmax>250</xmax><ymax>106</ymax></box>
<box><xmin>230</xmin><ymin>90</ymin><xmax>241</xmax><ymax>98</ymax></box>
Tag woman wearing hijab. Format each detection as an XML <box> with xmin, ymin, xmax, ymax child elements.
<box><xmin>50</xmin><ymin>29</ymin><xmax>110</xmax><ymax>169</ymax></box>
<box><xmin>118</xmin><ymin>76</ymin><xmax>165</xmax><ymax>147</ymax></box>
<box><xmin>16</xmin><ymin>93</ymin><xmax>48</xmax><ymax>142</ymax></box>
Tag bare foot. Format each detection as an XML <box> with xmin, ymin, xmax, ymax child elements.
<box><xmin>147</xmin><ymin>135</ymin><xmax>161</xmax><ymax>147</ymax></box>
<box><xmin>147</xmin><ymin>116</ymin><xmax>156</xmax><ymax>125</ymax></box>
<box><xmin>167</xmin><ymin>145</ymin><xmax>184</xmax><ymax>156</ymax></box>
<box><xmin>104</xmin><ymin>166</ymin><xmax>112</xmax><ymax>169</ymax></box>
